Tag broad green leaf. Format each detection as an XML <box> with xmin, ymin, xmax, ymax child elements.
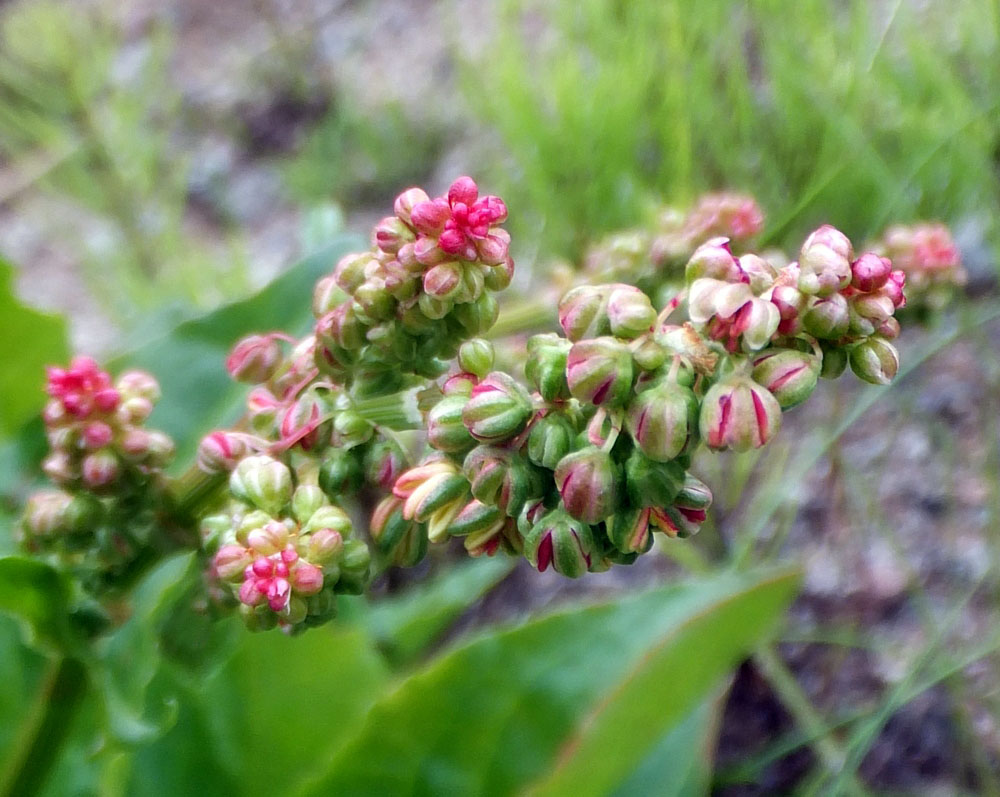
<box><xmin>0</xmin><ymin>556</ymin><xmax>75</xmax><ymax>653</ymax></box>
<box><xmin>361</xmin><ymin>556</ymin><xmax>516</xmax><ymax>667</ymax></box>
<box><xmin>111</xmin><ymin>235</ymin><xmax>364</xmax><ymax>463</ymax></box>
<box><xmin>301</xmin><ymin>567</ymin><xmax>799</xmax><ymax>796</ymax></box>
<box><xmin>201</xmin><ymin>623</ymin><xmax>391</xmax><ymax>796</ymax></box>
<box><xmin>0</xmin><ymin>616</ymin><xmax>48</xmax><ymax>774</ymax></box>
<box><xmin>0</xmin><ymin>257</ymin><xmax>69</xmax><ymax>436</ymax></box>
<box><xmin>611</xmin><ymin>688</ymin><xmax>725</xmax><ymax>797</ymax></box>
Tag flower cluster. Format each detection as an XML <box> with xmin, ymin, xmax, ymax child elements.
<box><xmin>17</xmin><ymin>177</ymin><xmax>918</xmax><ymax>635</ymax></box>
<box><xmin>688</xmin><ymin>225</ymin><xmax>906</xmax><ymax>391</ymax></box>
<box><xmin>314</xmin><ymin>176</ymin><xmax>512</xmax><ymax>391</ymax></box>
<box><xmin>874</xmin><ymin>222</ymin><xmax>965</xmax><ymax>313</ymax></box>
<box><xmin>19</xmin><ymin>358</ymin><xmax>174</xmax><ymax>595</ymax></box>
<box><xmin>579</xmin><ymin>192</ymin><xmax>765</xmax><ymax>292</ymax></box>
<box><xmin>204</xmin><ymin>456</ymin><xmax>371</xmax><ymax>632</ymax></box>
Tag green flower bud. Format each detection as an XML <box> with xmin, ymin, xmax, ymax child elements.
<box><xmin>523</xmin><ymin>508</ymin><xmax>595</xmax><ymax>578</ymax></box>
<box><xmin>558</xmin><ymin>285</ymin><xmax>611</xmax><ymax>341</ymax></box>
<box><xmin>606</xmin><ymin>284</ymin><xmax>656</xmax><ymax>339</ymax></box>
<box><xmin>819</xmin><ymin>342</ymin><xmax>848</xmax><ymax>379</ymax></box>
<box><xmin>230</xmin><ymin>455</ymin><xmax>293</xmax><ymax>514</ymax></box>
<box><xmin>525</xmin><ymin>333</ymin><xmax>572</xmax><ymax>401</ymax></box>
<box><xmin>291</xmin><ymin>485</ymin><xmax>326</xmax><ymax>524</ymax></box>
<box><xmin>625</xmin><ymin>380</ymin><xmax>698</xmax><ymax>462</ymax></box>
<box><xmin>427</xmin><ymin>394</ymin><xmax>476</xmax><ymax>453</ymax></box>
<box><xmin>369</xmin><ymin>495</ymin><xmax>426</xmax><ymax>568</ymax></box>
<box><xmin>554</xmin><ymin>446</ymin><xmax>620</xmax><ymax>524</ymax></box>
<box><xmin>802</xmin><ymin>293</ymin><xmax>850</xmax><ymax>339</ymax></box>
<box><xmin>527</xmin><ymin>412</ymin><xmax>576</xmax><ymax>470</ymax></box>
<box><xmin>302</xmin><ymin>505</ymin><xmax>352</xmax><ymax>536</ymax></box>
<box><xmin>446</xmin><ymin>498</ymin><xmax>505</xmax><ymax>538</ymax></box>
<box><xmin>462</xmin><ymin>372</ymin><xmax>533</xmax><ymax>444</ymax></box>
<box><xmin>332</xmin><ymin>410</ymin><xmax>373</xmax><ymax>449</ymax></box>
<box><xmin>463</xmin><ymin>446</ymin><xmax>542</xmax><ymax>517</ymax></box>
<box><xmin>606</xmin><ymin>506</ymin><xmax>653</xmax><ymax>554</ymax></box>
<box><xmin>624</xmin><ymin>450</ymin><xmax>686</xmax><ymax>508</ymax></box>
<box><xmin>751</xmin><ymin>348</ymin><xmax>820</xmax><ymax>409</ymax></box>
<box><xmin>337</xmin><ymin>538</ymin><xmax>372</xmax><ymax>594</ymax></box>
<box><xmin>457</xmin><ymin>338</ymin><xmax>495</xmax><ymax>378</ymax></box>
<box><xmin>318</xmin><ymin>448</ymin><xmax>364</xmax><ymax>498</ymax></box>
<box><xmin>685</xmin><ymin>238</ymin><xmax>743</xmax><ymax>283</ymax></box>
<box><xmin>849</xmin><ymin>337</ymin><xmax>899</xmax><ymax>385</ymax></box>
<box><xmin>566</xmin><ymin>337</ymin><xmax>634</xmax><ymax>407</ymax></box>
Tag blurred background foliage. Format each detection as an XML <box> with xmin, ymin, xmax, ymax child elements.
<box><xmin>4</xmin><ymin>0</ymin><xmax>1000</xmax><ymax>794</ymax></box>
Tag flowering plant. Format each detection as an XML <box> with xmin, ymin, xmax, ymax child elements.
<box><xmin>15</xmin><ymin>177</ymin><xmax>911</xmax><ymax>635</ymax></box>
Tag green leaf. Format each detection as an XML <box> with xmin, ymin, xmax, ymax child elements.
<box><xmin>611</xmin><ymin>687</ymin><xmax>726</xmax><ymax>797</ymax></box>
<box><xmin>0</xmin><ymin>556</ymin><xmax>75</xmax><ymax>653</ymax></box>
<box><xmin>361</xmin><ymin>556</ymin><xmax>516</xmax><ymax>667</ymax></box>
<box><xmin>110</xmin><ymin>235</ymin><xmax>364</xmax><ymax>463</ymax></box>
<box><xmin>0</xmin><ymin>257</ymin><xmax>69</xmax><ymax>436</ymax></box>
<box><xmin>528</xmin><ymin>568</ymin><xmax>796</xmax><ymax>797</ymax></box>
<box><xmin>201</xmin><ymin>623</ymin><xmax>392</xmax><ymax>797</ymax></box>
<box><xmin>301</xmin><ymin>567</ymin><xmax>799</xmax><ymax>796</ymax></box>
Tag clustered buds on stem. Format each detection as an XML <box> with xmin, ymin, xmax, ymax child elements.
<box><xmin>19</xmin><ymin>181</ymin><xmax>926</xmax><ymax>636</ymax></box>
<box><xmin>19</xmin><ymin>358</ymin><xmax>174</xmax><ymax>599</ymax></box>
<box><xmin>874</xmin><ymin>222</ymin><xmax>965</xmax><ymax>313</ymax></box>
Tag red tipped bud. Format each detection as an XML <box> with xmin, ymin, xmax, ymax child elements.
<box><xmin>554</xmin><ymin>446</ymin><xmax>620</xmax><ymax>524</ymax></box>
<box><xmin>226</xmin><ymin>335</ymin><xmax>282</xmax><ymax>384</ymax></box>
<box><xmin>849</xmin><ymin>337</ymin><xmax>899</xmax><ymax>385</ymax></box>
<box><xmin>700</xmin><ymin>375</ymin><xmax>782</xmax><ymax>452</ymax></box>
<box><xmin>752</xmin><ymin>348</ymin><xmax>820</xmax><ymax>410</ymax></box>
<box><xmin>566</xmin><ymin>337</ymin><xmax>634</xmax><ymax>407</ymax></box>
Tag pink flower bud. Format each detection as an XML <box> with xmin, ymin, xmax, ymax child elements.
<box><xmin>476</xmin><ymin>229</ymin><xmax>510</xmax><ymax>266</ymax></box>
<box><xmin>685</xmin><ymin>238</ymin><xmax>744</xmax><ymax>283</ymax></box>
<box><xmin>198</xmin><ymin>431</ymin><xmax>250</xmax><ymax>473</ymax></box>
<box><xmin>851</xmin><ymin>252</ymin><xmax>892</xmax><ymax>292</ymax></box>
<box><xmin>700</xmin><ymin>375</ymin><xmax>782</xmax><ymax>452</ymax></box>
<box><xmin>751</xmin><ymin>348</ymin><xmax>820</xmax><ymax>410</ymax></box>
<box><xmin>82</xmin><ymin>421</ymin><xmax>113</xmax><ymax>449</ymax></box>
<box><xmin>42</xmin><ymin>452</ymin><xmax>76</xmax><ymax>484</ymax></box>
<box><xmin>81</xmin><ymin>449</ymin><xmax>120</xmax><ymax>489</ymax></box>
<box><xmin>373</xmin><ymin>216</ymin><xmax>415</xmax><ymax>255</ymax></box>
<box><xmin>554</xmin><ymin>446</ymin><xmax>620</xmax><ymax>524</ymax></box>
<box><xmin>394</xmin><ymin>187</ymin><xmax>430</xmax><ymax>226</ymax></box>
<box><xmin>423</xmin><ymin>261</ymin><xmax>464</xmax><ymax>299</ymax></box>
<box><xmin>884</xmin><ymin>270</ymin><xmax>906</xmax><ymax>309</ymax></box>
<box><xmin>291</xmin><ymin>562</ymin><xmax>324</xmax><ymax>595</ymax></box>
<box><xmin>606</xmin><ymin>284</ymin><xmax>656</xmax><ymax>339</ymax></box>
<box><xmin>306</xmin><ymin>528</ymin><xmax>343</xmax><ymax>563</ymax></box>
<box><xmin>558</xmin><ymin>285</ymin><xmax>611</xmax><ymax>341</ymax></box>
<box><xmin>448</xmin><ymin>176</ymin><xmax>479</xmax><ymax>207</ymax></box>
<box><xmin>410</xmin><ymin>198</ymin><xmax>451</xmax><ymax>235</ymax></box>
<box><xmin>247</xmin><ymin>520</ymin><xmax>289</xmax><ymax>555</ymax></box>
<box><xmin>798</xmin><ymin>225</ymin><xmax>853</xmax><ymax>296</ymax></box>
<box><xmin>566</xmin><ymin>337</ymin><xmax>635</xmax><ymax>407</ymax></box>
<box><xmin>802</xmin><ymin>293</ymin><xmax>850</xmax><ymax>339</ymax></box>
<box><xmin>226</xmin><ymin>335</ymin><xmax>282</xmax><ymax>384</ymax></box>
<box><xmin>215</xmin><ymin>545</ymin><xmax>252</xmax><ymax>581</ymax></box>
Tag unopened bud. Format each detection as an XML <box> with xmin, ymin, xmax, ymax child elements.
<box><xmin>428</xmin><ymin>394</ymin><xmax>476</xmax><ymax>453</ymax></box>
<box><xmin>305</xmin><ymin>528</ymin><xmax>344</xmax><ymax>563</ymax></box>
<box><xmin>214</xmin><ymin>545</ymin><xmax>252</xmax><ymax>581</ymax></box>
<box><xmin>462</xmin><ymin>372</ymin><xmax>533</xmax><ymax>443</ymax></box>
<box><xmin>685</xmin><ymin>238</ymin><xmax>743</xmax><ymax>283</ymax></box>
<box><xmin>798</xmin><ymin>225</ymin><xmax>853</xmax><ymax>296</ymax></box>
<box><xmin>523</xmin><ymin>508</ymin><xmax>595</xmax><ymax>578</ymax></box>
<box><xmin>80</xmin><ymin>450</ymin><xmax>119</xmax><ymax>490</ymax></box>
<box><xmin>525</xmin><ymin>333</ymin><xmax>572</xmax><ymax>401</ymax></box>
<box><xmin>198</xmin><ymin>431</ymin><xmax>250</xmax><ymax>473</ymax></box>
<box><xmin>370</xmin><ymin>495</ymin><xmax>426</xmax><ymax>567</ymax></box>
<box><xmin>606</xmin><ymin>284</ymin><xmax>656</xmax><ymax>339</ymax></box>
<box><xmin>700</xmin><ymin>375</ymin><xmax>782</xmax><ymax>452</ymax></box>
<box><xmin>226</xmin><ymin>335</ymin><xmax>282</xmax><ymax>384</ymax></box>
<box><xmin>558</xmin><ymin>285</ymin><xmax>611</xmax><ymax>341</ymax></box>
<box><xmin>606</xmin><ymin>506</ymin><xmax>653</xmax><ymax>554</ymax></box>
<box><xmin>625</xmin><ymin>380</ymin><xmax>698</xmax><ymax>462</ymax></box>
<box><xmin>849</xmin><ymin>337</ymin><xmax>899</xmax><ymax>385</ymax></box>
<box><xmin>394</xmin><ymin>187</ymin><xmax>431</xmax><ymax>226</ymax></box>
<box><xmin>566</xmin><ymin>337</ymin><xmax>634</xmax><ymax>407</ymax></box>
<box><xmin>527</xmin><ymin>412</ymin><xmax>576</xmax><ymax>470</ymax></box>
<box><xmin>247</xmin><ymin>521</ymin><xmax>290</xmax><ymax>555</ymax></box>
<box><xmin>230</xmin><ymin>455</ymin><xmax>293</xmax><ymax>514</ymax></box>
<box><xmin>851</xmin><ymin>252</ymin><xmax>892</xmax><ymax>292</ymax></box>
<box><xmin>291</xmin><ymin>485</ymin><xmax>326</xmax><ymax>525</ymax></box>
<box><xmin>318</xmin><ymin>448</ymin><xmax>364</xmax><ymax>498</ymax></box>
<box><xmin>458</xmin><ymin>338</ymin><xmax>495</xmax><ymax>379</ymax></box>
<box><xmin>373</xmin><ymin>216</ymin><xmax>415</xmax><ymax>255</ymax></box>
<box><xmin>624</xmin><ymin>450</ymin><xmax>686</xmax><ymax>508</ymax></box>
<box><xmin>751</xmin><ymin>348</ymin><xmax>820</xmax><ymax>409</ymax></box>
<box><xmin>554</xmin><ymin>446</ymin><xmax>620</xmax><ymax>524</ymax></box>
<box><xmin>802</xmin><ymin>293</ymin><xmax>850</xmax><ymax>339</ymax></box>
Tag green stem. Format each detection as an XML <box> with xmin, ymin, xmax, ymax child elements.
<box><xmin>1</xmin><ymin>657</ymin><xmax>88</xmax><ymax>797</ymax></box>
<box><xmin>353</xmin><ymin>390</ymin><xmax>423</xmax><ymax>430</ymax></box>
<box><xmin>754</xmin><ymin>645</ymin><xmax>867</xmax><ymax>796</ymax></box>
<box><xmin>487</xmin><ymin>299</ymin><xmax>555</xmax><ymax>339</ymax></box>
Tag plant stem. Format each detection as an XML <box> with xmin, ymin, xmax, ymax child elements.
<box><xmin>0</xmin><ymin>657</ymin><xmax>88</xmax><ymax>797</ymax></box>
<box><xmin>487</xmin><ymin>299</ymin><xmax>554</xmax><ymax>339</ymax></box>
<box><xmin>754</xmin><ymin>645</ymin><xmax>867</xmax><ymax>796</ymax></box>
